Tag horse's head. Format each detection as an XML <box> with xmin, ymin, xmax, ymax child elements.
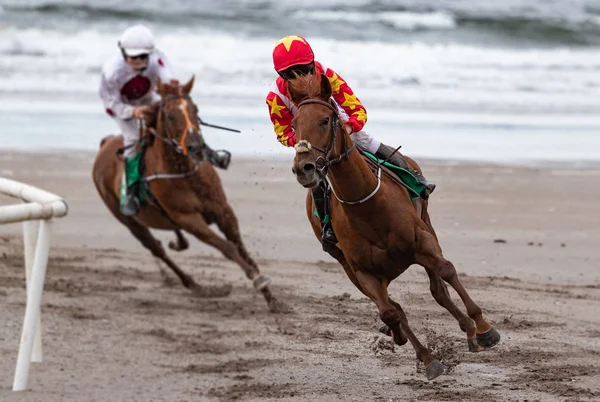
<box><xmin>155</xmin><ymin>76</ymin><xmax>205</xmax><ymax>161</ymax></box>
<box><xmin>287</xmin><ymin>73</ymin><xmax>350</xmax><ymax>188</ymax></box>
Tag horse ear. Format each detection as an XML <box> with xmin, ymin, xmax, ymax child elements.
<box><xmin>320</xmin><ymin>74</ymin><xmax>332</xmax><ymax>101</ymax></box>
<box><xmin>156</xmin><ymin>77</ymin><xmax>165</xmax><ymax>96</ymax></box>
<box><xmin>182</xmin><ymin>75</ymin><xmax>195</xmax><ymax>94</ymax></box>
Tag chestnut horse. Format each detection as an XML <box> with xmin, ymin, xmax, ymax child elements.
<box><xmin>92</xmin><ymin>77</ymin><xmax>282</xmax><ymax>311</ymax></box>
<box><xmin>288</xmin><ymin>74</ymin><xmax>500</xmax><ymax>380</ymax></box>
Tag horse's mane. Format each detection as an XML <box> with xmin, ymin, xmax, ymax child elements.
<box><xmin>287</xmin><ymin>73</ymin><xmax>323</xmax><ymax>103</ymax></box>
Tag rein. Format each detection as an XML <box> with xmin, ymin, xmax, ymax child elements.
<box><xmin>296</xmin><ymin>98</ymin><xmax>381</xmax><ymax>205</ymax></box>
<box><xmin>296</xmin><ymin>99</ymin><xmax>356</xmax><ymax>172</ymax></box>
<box><xmin>154</xmin><ymin>93</ymin><xmax>197</xmax><ymax>156</ymax></box>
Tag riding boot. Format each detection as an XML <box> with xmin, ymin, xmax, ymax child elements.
<box><xmin>375</xmin><ymin>143</ymin><xmax>436</xmax><ymax>200</ymax></box>
<box><xmin>122</xmin><ymin>155</ymin><xmax>140</xmax><ymax>217</ymax></box>
<box><xmin>312</xmin><ymin>184</ymin><xmax>338</xmax><ymax>251</ymax></box>
<box><xmin>203</xmin><ymin>143</ymin><xmax>231</xmax><ymax>170</ymax></box>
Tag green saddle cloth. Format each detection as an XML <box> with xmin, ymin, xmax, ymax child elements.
<box><xmin>361</xmin><ymin>150</ymin><xmax>425</xmax><ymax>200</ymax></box>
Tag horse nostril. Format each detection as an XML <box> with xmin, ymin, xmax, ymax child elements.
<box><xmin>302</xmin><ymin>163</ymin><xmax>316</xmax><ymax>175</ymax></box>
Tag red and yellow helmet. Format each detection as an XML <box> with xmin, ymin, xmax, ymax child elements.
<box><xmin>272</xmin><ymin>35</ymin><xmax>314</xmax><ymax>72</ymax></box>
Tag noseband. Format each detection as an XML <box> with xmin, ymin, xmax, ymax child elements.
<box><xmin>296</xmin><ymin>98</ymin><xmax>356</xmax><ymax>174</ymax></box>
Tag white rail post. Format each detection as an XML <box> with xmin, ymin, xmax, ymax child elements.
<box><xmin>23</xmin><ymin>219</ymin><xmax>43</xmax><ymax>362</ymax></box>
<box><xmin>0</xmin><ymin>177</ymin><xmax>68</xmax><ymax>392</ymax></box>
<box><xmin>12</xmin><ymin>220</ymin><xmax>53</xmax><ymax>391</ymax></box>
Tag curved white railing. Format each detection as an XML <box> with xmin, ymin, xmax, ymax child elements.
<box><xmin>0</xmin><ymin>178</ymin><xmax>68</xmax><ymax>392</ymax></box>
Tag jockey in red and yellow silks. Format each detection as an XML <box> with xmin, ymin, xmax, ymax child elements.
<box><xmin>266</xmin><ymin>38</ymin><xmax>367</xmax><ymax>147</ymax></box>
<box><xmin>266</xmin><ymin>35</ymin><xmax>435</xmax><ymax>251</ymax></box>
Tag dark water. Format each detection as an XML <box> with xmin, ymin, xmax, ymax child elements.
<box><xmin>2</xmin><ymin>0</ymin><xmax>600</xmax><ymax>47</ymax></box>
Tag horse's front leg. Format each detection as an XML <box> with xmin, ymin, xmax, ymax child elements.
<box><xmin>352</xmin><ymin>268</ymin><xmax>446</xmax><ymax>380</ymax></box>
<box><xmin>171</xmin><ymin>210</ymin><xmax>283</xmax><ymax>311</ymax></box>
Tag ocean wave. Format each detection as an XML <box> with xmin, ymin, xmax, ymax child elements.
<box><xmin>454</xmin><ymin>14</ymin><xmax>600</xmax><ymax>46</ymax></box>
<box><xmin>0</xmin><ymin>2</ymin><xmax>270</xmax><ymax>27</ymax></box>
<box><xmin>291</xmin><ymin>10</ymin><xmax>456</xmax><ymax>31</ymax></box>
<box><xmin>1</xmin><ymin>27</ymin><xmax>600</xmax><ymax>115</ymax></box>
<box><xmin>2</xmin><ymin>0</ymin><xmax>600</xmax><ymax>46</ymax></box>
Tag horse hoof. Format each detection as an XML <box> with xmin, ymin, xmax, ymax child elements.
<box><xmin>476</xmin><ymin>327</ymin><xmax>501</xmax><ymax>349</ymax></box>
<box><xmin>253</xmin><ymin>275</ymin><xmax>272</xmax><ymax>291</ymax></box>
<box><xmin>269</xmin><ymin>299</ymin><xmax>292</xmax><ymax>314</ymax></box>
<box><xmin>378</xmin><ymin>324</ymin><xmax>392</xmax><ymax>336</ymax></box>
<box><xmin>392</xmin><ymin>330</ymin><xmax>408</xmax><ymax>346</ymax></box>
<box><xmin>425</xmin><ymin>360</ymin><xmax>447</xmax><ymax>381</ymax></box>
<box><xmin>468</xmin><ymin>337</ymin><xmax>485</xmax><ymax>352</ymax></box>
<box><xmin>168</xmin><ymin>240</ymin><xmax>188</xmax><ymax>251</ymax></box>
<box><xmin>378</xmin><ymin>324</ymin><xmax>407</xmax><ymax>346</ymax></box>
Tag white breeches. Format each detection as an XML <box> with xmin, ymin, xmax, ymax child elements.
<box><xmin>116</xmin><ymin>118</ymin><xmax>140</xmax><ymax>158</ymax></box>
<box><xmin>333</xmin><ymin>101</ymin><xmax>381</xmax><ymax>154</ymax></box>
<box><xmin>350</xmin><ymin>131</ymin><xmax>380</xmax><ymax>154</ymax></box>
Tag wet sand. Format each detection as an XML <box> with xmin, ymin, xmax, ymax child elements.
<box><xmin>1</xmin><ymin>151</ymin><xmax>599</xmax><ymax>401</ymax></box>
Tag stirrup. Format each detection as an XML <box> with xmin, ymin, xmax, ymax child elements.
<box><xmin>321</xmin><ymin>225</ymin><xmax>338</xmax><ymax>251</ymax></box>
<box><xmin>121</xmin><ymin>196</ymin><xmax>139</xmax><ymax>217</ymax></box>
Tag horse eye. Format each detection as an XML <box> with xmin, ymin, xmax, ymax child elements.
<box><xmin>320</xmin><ymin>117</ymin><xmax>330</xmax><ymax>126</ymax></box>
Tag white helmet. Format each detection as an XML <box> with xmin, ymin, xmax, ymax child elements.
<box><xmin>119</xmin><ymin>25</ymin><xmax>155</xmax><ymax>56</ymax></box>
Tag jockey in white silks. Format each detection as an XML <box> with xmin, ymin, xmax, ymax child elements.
<box><xmin>99</xmin><ymin>24</ymin><xmax>230</xmax><ymax>216</ymax></box>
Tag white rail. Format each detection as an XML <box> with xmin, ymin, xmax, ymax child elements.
<box><xmin>0</xmin><ymin>178</ymin><xmax>68</xmax><ymax>392</ymax></box>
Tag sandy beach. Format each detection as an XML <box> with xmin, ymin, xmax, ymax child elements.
<box><xmin>1</xmin><ymin>151</ymin><xmax>599</xmax><ymax>401</ymax></box>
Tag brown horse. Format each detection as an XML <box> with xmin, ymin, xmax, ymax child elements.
<box><xmin>288</xmin><ymin>73</ymin><xmax>500</xmax><ymax>380</ymax></box>
<box><xmin>92</xmin><ymin>77</ymin><xmax>283</xmax><ymax>311</ymax></box>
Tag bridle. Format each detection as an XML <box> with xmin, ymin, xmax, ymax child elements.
<box><xmin>296</xmin><ymin>98</ymin><xmax>355</xmax><ymax>174</ymax></box>
<box><xmin>141</xmin><ymin>92</ymin><xmax>202</xmax><ymax>182</ymax></box>
<box><xmin>296</xmin><ymin>98</ymin><xmax>381</xmax><ymax>205</ymax></box>
<box><xmin>149</xmin><ymin>93</ymin><xmax>200</xmax><ymax>157</ymax></box>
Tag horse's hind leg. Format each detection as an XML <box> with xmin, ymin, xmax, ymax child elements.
<box><xmin>117</xmin><ymin>216</ymin><xmax>198</xmax><ymax>289</ymax></box>
<box><xmin>168</xmin><ymin>230</ymin><xmax>189</xmax><ymax>251</ymax></box>
<box><xmin>425</xmin><ymin>269</ymin><xmax>477</xmax><ymax>342</ymax></box>
<box><xmin>415</xmin><ymin>228</ymin><xmax>501</xmax><ymax>352</ymax></box>
<box><xmin>353</xmin><ymin>269</ymin><xmax>445</xmax><ymax>380</ymax></box>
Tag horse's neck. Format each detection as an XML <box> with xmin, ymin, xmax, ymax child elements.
<box><xmin>147</xmin><ymin>128</ymin><xmax>193</xmax><ymax>174</ymax></box>
<box><xmin>327</xmin><ymin>142</ymin><xmax>378</xmax><ymax>203</ymax></box>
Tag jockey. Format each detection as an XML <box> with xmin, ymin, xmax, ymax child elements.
<box><xmin>99</xmin><ymin>24</ymin><xmax>230</xmax><ymax>217</ymax></box>
<box><xmin>266</xmin><ymin>35</ymin><xmax>435</xmax><ymax>250</ymax></box>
